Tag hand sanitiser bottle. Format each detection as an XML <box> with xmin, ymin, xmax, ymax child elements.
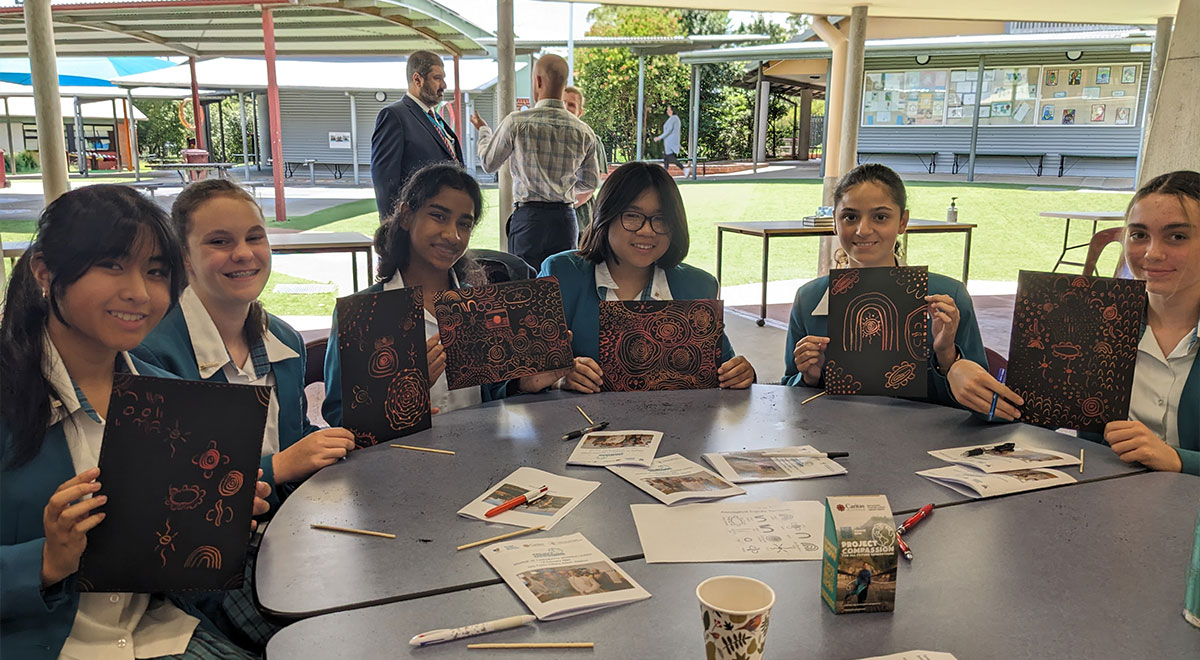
<box><xmin>946</xmin><ymin>197</ymin><xmax>958</xmax><ymax>223</ymax></box>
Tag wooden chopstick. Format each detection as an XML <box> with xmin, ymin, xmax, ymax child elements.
<box><xmin>390</xmin><ymin>443</ymin><xmax>455</xmax><ymax>455</ymax></box>
<box><xmin>310</xmin><ymin>524</ymin><xmax>395</xmax><ymax>539</ymax></box>
<box><xmin>457</xmin><ymin>525</ymin><xmax>546</xmax><ymax>551</ymax></box>
<box><xmin>576</xmin><ymin>406</ymin><xmax>594</xmax><ymax>425</ymax></box>
<box><xmin>801</xmin><ymin>391</ymin><xmax>827</xmax><ymax>405</ymax></box>
<box><xmin>1079</xmin><ymin>449</ymin><xmax>1084</xmax><ymax>474</ymax></box>
<box><xmin>468</xmin><ymin>642</ymin><xmax>594</xmax><ymax>649</ymax></box>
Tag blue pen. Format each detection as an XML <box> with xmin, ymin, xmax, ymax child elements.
<box><xmin>987</xmin><ymin>367</ymin><xmax>1007</xmax><ymax>421</ymax></box>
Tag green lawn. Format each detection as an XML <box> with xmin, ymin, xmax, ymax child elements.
<box><xmin>3</xmin><ymin>179</ymin><xmax>1132</xmax><ymax>315</ymax></box>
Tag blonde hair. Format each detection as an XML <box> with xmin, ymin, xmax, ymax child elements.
<box><xmin>563</xmin><ymin>85</ymin><xmax>585</xmax><ymax>109</ymax></box>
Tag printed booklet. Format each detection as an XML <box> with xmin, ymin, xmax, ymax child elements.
<box><xmin>480</xmin><ymin>532</ymin><xmax>651</xmax><ymax>620</ymax></box>
<box><xmin>607</xmin><ymin>454</ymin><xmax>745</xmax><ymax>505</ymax></box>
<box><xmin>702</xmin><ymin>446</ymin><xmax>847</xmax><ymax>483</ymax></box>
<box><xmin>916</xmin><ymin>465</ymin><xmax>1077</xmax><ymax>499</ymax></box>
<box><xmin>927</xmin><ymin>443</ymin><xmax>1081</xmax><ymax>473</ymax></box>
<box><xmin>458</xmin><ymin>467</ymin><xmax>600</xmax><ymax>530</ymax></box>
<box><xmin>567</xmin><ymin>430</ymin><xmax>662</xmax><ymax>467</ymax></box>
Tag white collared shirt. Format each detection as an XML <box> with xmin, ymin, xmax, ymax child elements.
<box><xmin>1129</xmin><ymin>321</ymin><xmax>1199</xmax><ymax>448</ymax></box>
<box><xmin>594</xmin><ymin>261</ymin><xmax>673</xmax><ymax>302</ymax></box>
<box><xmin>405</xmin><ymin>91</ymin><xmax>436</xmax><ymax>115</ymax></box>
<box><xmin>44</xmin><ymin>339</ymin><xmax>199</xmax><ymax>660</ymax></box>
<box><xmin>178</xmin><ymin>286</ymin><xmax>298</xmax><ymax>457</ymax></box>
<box><xmin>383</xmin><ymin>269</ymin><xmax>483</xmax><ymax>413</ymax></box>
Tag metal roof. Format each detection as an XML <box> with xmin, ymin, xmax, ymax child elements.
<box><xmin>0</xmin><ymin>0</ymin><xmax>492</xmax><ymax>57</ymax></box>
<box><xmin>478</xmin><ymin>34</ymin><xmax>773</xmax><ymax>56</ymax></box>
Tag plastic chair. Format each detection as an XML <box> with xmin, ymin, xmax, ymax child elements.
<box><xmin>984</xmin><ymin>347</ymin><xmax>1008</xmax><ymax>381</ymax></box>
<box><xmin>1082</xmin><ymin>227</ymin><xmax>1127</xmax><ymax>278</ymax></box>
<box><xmin>467</xmin><ymin>248</ymin><xmax>536</xmax><ymax>283</ymax></box>
<box><xmin>304</xmin><ymin>337</ymin><xmax>328</xmax><ymax>386</ymax></box>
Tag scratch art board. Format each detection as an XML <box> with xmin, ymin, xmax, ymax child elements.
<box><xmin>1006</xmin><ymin>270</ymin><xmax>1145</xmax><ymax>433</ymax></box>
<box><xmin>76</xmin><ymin>375</ymin><xmax>269</xmax><ymax>593</ymax></box>
<box><xmin>824</xmin><ymin>266</ymin><xmax>929</xmax><ymax>397</ymax></box>
<box><xmin>337</xmin><ymin>287</ymin><xmax>431</xmax><ymax>446</ymax></box>
<box><xmin>598</xmin><ymin>300</ymin><xmax>724</xmax><ymax>391</ymax></box>
<box><xmin>433</xmin><ymin>277</ymin><xmax>574</xmax><ymax>389</ymax></box>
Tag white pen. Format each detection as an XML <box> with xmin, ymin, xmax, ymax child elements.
<box><xmin>409</xmin><ymin>614</ymin><xmax>537</xmax><ymax>647</ymax></box>
<box><xmin>760</xmin><ymin>450</ymin><xmax>850</xmax><ymax>459</ymax></box>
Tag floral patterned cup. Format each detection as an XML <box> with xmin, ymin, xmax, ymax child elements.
<box><xmin>697</xmin><ymin>575</ymin><xmax>776</xmax><ymax>660</ymax></box>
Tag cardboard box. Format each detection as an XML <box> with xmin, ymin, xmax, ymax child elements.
<box><xmin>821</xmin><ymin>495</ymin><xmax>898</xmax><ymax>613</ymax></box>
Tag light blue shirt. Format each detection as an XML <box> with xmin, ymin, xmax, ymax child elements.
<box><xmin>656</xmin><ymin>114</ymin><xmax>681</xmax><ymax>155</ymax></box>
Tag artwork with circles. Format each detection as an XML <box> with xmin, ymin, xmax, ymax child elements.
<box><xmin>76</xmin><ymin>375</ymin><xmax>268</xmax><ymax>593</ymax></box>
<box><xmin>1006</xmin><ymin>271</ymin><xmax>1145</xmax><ymax>433</ymax></box>
<box><xmin>433</xmin><ymin>277</ymin><xmax>574</xmax><ymax>389</ymax></box>
<box><xmin>598</xmin><ymin>299</ymin><xmax>724</xmax><ymax>391</ymax></box>
<box><xmin>825</xmin><ymin>266</ymin><xmax>929</xmax><ymax>397</ymax></box>
<box><xmin>337</xmin><ymin>287</ymin><xmax>431</xmax><ymax>446</ymax></box>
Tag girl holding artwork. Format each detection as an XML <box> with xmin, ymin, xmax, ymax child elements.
<box><xmin>532</xmin><ymin>162</ymin><xmax>756</xmax><ymax>393</ymax></box>
<box><xmin>0</xmin><ymin>185</ymin><xmax>271</xmax><ymax>660</ymax></box>
<box><xmin>135</xmin><ymin>179</ymin><xmax>355</xmax><ymax>505</ymax></box>
<box><xmin>782</xmin><ymin>163</ymin><xmax>1021</xmax><ymax>418</ymax></box>
<box><xmin>1090</xmin><ymin>170</ymin><xmax>1200</xmax><ymax>475</ymax></box>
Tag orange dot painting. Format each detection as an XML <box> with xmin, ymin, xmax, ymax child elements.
<box><xmin>218</xmin><ymin>470</ymin><xmax>244</xmax><ymax>497</ymax></box>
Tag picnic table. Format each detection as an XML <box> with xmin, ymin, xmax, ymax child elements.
<box><xmin>150</xmin><ymin>162</ymin><xmax>238</xmax><ymax>183</ymax></box>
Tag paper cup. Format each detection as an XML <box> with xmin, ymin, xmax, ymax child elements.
<box><xmin>697</xmin><ymin>575</ymin><xmax>776</xmax><ymax>660</ymax></box>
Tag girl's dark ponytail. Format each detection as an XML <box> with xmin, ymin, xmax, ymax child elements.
<box><xmin>0</xmin><ymin>251</ymin><xmax>55</xmax><ymax>469</ymax></box>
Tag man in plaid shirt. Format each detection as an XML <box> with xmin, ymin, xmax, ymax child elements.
<box><xmin>471</xmin><ymin>54</ymin><xmax>600</xmax><ymax>270</ymax></box>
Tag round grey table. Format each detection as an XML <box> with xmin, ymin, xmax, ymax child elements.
<box><xmin>266</xmin><ymin>472</ymin><xmax>1198</xmax><ymax>659</ymax></box>
<box><xmin>256</xmin><ymin>385</ymin><xmax>1142</xmax><ymax>618</ymax></box>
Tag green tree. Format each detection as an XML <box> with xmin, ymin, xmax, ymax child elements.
<box><xmin>134</xmin><ymin>98</ymin><xmax>189</xmax><ymax>159</ymax></box>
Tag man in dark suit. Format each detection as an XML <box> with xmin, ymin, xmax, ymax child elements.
<box><xmin>371</xmin><ymin>50</ymin><xmax>463</xmax><ymax>221</ymax></box>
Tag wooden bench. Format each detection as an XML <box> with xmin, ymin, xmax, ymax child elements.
<box><xmin>953</xmin><ymin>152</ymin><xmax>1047</xmax><ymax>176</ymax></box>
<box><xmin>1057</xmin><ymin>153</ymin><xmax>1135</xmax><ymax>177</ymax></box>
<box><xmin>282</xmin><ymin>159</ymin><xmax>351</xmax><ymax>184</ymax></box>
<box><xmin>858</xmin><ymin>151</ymin><xmax>938</xmax><ymax>174</ymax></box>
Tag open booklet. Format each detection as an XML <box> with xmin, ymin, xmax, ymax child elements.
<box><xmin>480</xmin><ymin>532</ymin><xmax>651</xmax><ymax>621</ymax></box>
<box><xmin>567</xmin><ymin>430</ymin><xmax>662</xmax><ymax>467</ymax></box>
<box><xmin>608</xmin><ymin>454</ymin><xmax>745</xmax><ymax>505</ymax></box>
<box><xmin>928</xmin><ymin>443</ymin><xmax>1082</xmax><ymax>473</ymax></box>
<box><xmin>702</xmin><ymin>446</ymin><xmax>847</xmax><ymax>483</ymax></box>
<box><xmin>917</xmin><ymin>465</ymin><xmax>1077</xmax><ymax>499</ymax></box>
<box><xmin>458</xmin><ymin>467</ymin><xmax>600</xmax><ymax>530</ymax></box>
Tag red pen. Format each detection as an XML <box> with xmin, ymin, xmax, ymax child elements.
<box><xmin>484</xmin><ymin>486</ymin><xmax>548</xmax><ymax>518</ymax></box>
<box><xmin>897</xmin><ymin>504</ymin><xmax>934</xmax><ymax>535</ymax></box>
<box><xmin>896</xmin><ymin>533</ymin><xmax>913</xmax><ymax>560</ymax></box>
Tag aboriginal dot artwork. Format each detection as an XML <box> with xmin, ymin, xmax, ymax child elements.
<box><xmin>336</xmin><ymin>287</ymin><xmax>431</xmax><ymax>446</ymax></box>
<box><xmin>77</xmin><ymin>374</ymin><xmax>268</xmax><ymax>593</ymax></box>
<box><xmin>825</xmin><ymin>266</ymin><xmax>929</xmax><ymax>397</ymax></box>
<box><xmin>1006</xmin><ymin>270</ymin><xmax>1145</xmax><ymax>433</ymax></box>
<box><xmin>597</xmin><ymin>300</ymin><xmax>724</xmax><ymax>391</ymax></box>
<box><xmin>433</xmin><ymin>276</ymin><xmax>574</xmax><ymax>390</ymax></box>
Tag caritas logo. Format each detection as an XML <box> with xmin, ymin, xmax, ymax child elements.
<box><xmin>836</xmin><ymin>504</ymin><xmax>846</xmax><ymax>512</ymax></box>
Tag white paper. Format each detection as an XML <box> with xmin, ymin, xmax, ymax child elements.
<box><xmin>1013</xmin><ymin>102</ymin><xmax>1032</xmax><ymax>122</ymax></box>
<box><xmin>954</xmin><ymin>81</ymin><xmax>974</xmax><ymax>94</ymax></box>
<box><xmin>608</xmin><ymin>454</ymin><xmax>744</xmax><ymax>505</ymax></box>
<box><xmin>927</xmin><ymin>443</ymin><xmax>1082</xmax><ymax>473</ymax></box>
<box><xmin>567</xmin><ymin>430</ymin><xmax>661</xmax><ymax>467</ymax></box>
<box><xmin>632</xmin><ymin>500</ymin><xmax>825</xmax><ymax>563</ymax></box>
<box><xmin>458</xmin><ymin>467</ymin><xmax>600</xmax><ymax>530</ymax></box>
<box><xmin>854</xmin><ymin>652</ymin><xmax>959</xmax><ymax>660</ymax></box>
<box><xmin>480</xmin><ymin>532</ymin><xmax>651</xmax><ymax>621</ymax></box>
<box><xmin>917</xmin><ymin>465</ymin><xmax>1076</xmax><ymax>499</ymax></box>
<box><xmin>702</xmin><ymin>446</ymin><xmax>847</xmax><ymax>483</ymax></box>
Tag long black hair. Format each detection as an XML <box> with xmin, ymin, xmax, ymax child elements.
<box><xmin>1</xmin><ymin>185</ymin><xmax>184</xmax><ymax>469</ymax></box>
<box><xmin>171</xmin><ymin>178</ymin><xmax>267</xmax><ymax>346</ymax></box>
<box><xmin>577</xmin><ymin>162</ymin><xmax>689</xmax><ymax>269</ymax></box>
<box><xmin>374</xmin><ymin>162</ymin><xmax>484</xmax><ymax>284</ymax></box>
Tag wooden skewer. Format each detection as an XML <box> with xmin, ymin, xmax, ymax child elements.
<box><xmin>576</xmin><ymin>405</ymin><xmax>594</xmax><ymax>425</ymax></box>
<box><xmin>390</xmin><ymin>443</ymin><xmax>455</xmax><ymax>455</ymax></box>
<box><xmin>801</xmin><ymin>391</ymin><xmax>827</xmax><ymax>405</ymax></box>
<box><xmin>310</xmin><ymin>524</ymin><xmax>395</xmax><ymax>539</ymax></box>
<box><xmin>470</xmin><ymin>648</ymin><xmax>597</xmax><ymax>652</ymax></box>
<box><xmin>1079</xmin><ymin>449</ymin><xmax>1084</xmax><ymax>474</ymax></box>
<box><xmin>457</xmin><ymin>525</ymin><xmax>546</xmax><ymax>551</ymax></box>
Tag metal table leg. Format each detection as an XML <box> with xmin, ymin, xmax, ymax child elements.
<box><xmin>351</xmin><ymin>251</ymin><xmax>360</xmax><ymax>291</ymax></box>
<box><xmin>758</xmin><ymin>235</ymin><xmax>769</xmax><ymax>327</ymax></box>
<box><xmin>1052</xmin><ymin>218</ymin><xmax>1073</xmax><ymax>272</ymax></box>
<box><xmin>962</xmin><ymin>228</ymin><xmax>973</xmax><ymax>284</ymax></box>
<box><xmin>715</xmin><ymin>227</ymin><xmax>724</xmax><ymax>288</ymax></box>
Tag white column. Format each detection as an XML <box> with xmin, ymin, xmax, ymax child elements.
<box><xmin>497</xmin><ymin>0</ymin><xmax>516</xmax><ymax>248</ymax></box>
<box><xmin>348</xmin><ymin>92</ymin><xmax>360</xmax><ymax>186</ymax></box>
<box><xmin>238</xmin><ymin>92</ymin><xmax>251</xmax><ymax>179</ymax></box>
<box><xmin>25</xmin><ymin>0</ymin><xmax>69</xmax><ymax>201</ymax></box>
<box><xmin>838</xmin><ymin>5</ymin><xmax>867</xmax><ymax>178</ymax></box>
<box><xmin>125</xmin><ymin>89</ymin><xmax>141</xmax><ymax>182</ymax></box>
<box><xmin>1137</xmin><ymin>9</ymin><xmax>1189</xmax><ymax>184</ymax></box>
<box><xmin>635</xmin><ymin>55</ymin><xmax>645</xmax><ymax>161</ymax></box>
<box><xmin>567</xmin><ymin>1</ymin><xmax>575</xmax><ymax>86</ymax></box>
<box><xmin>689</xmin><ymin>64</ymin><xmax>699</xmax><ymax>180</ymax></box>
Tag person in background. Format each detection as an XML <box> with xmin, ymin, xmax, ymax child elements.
<box><xmin>652</xmin><ymin>105</ymin><xmax>684</xmax><ymax>176</ymax></box>
<box><xmin>563</xmin><ymin>85</ymin><xmax>608</xmax><ymax>239</ymax></box>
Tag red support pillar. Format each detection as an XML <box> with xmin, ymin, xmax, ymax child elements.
<box><xmin>188</xmin><ymin>56</ymin><xmax>204</xmax><ymax>151</ymax></box>
<box><xmin>453</xmin><ymin>55</ymin><xmax>463</xmax><ymax>140</ymax></box>
<box><xmin>262</xmin><ymin>7</ymin><xmax>286</xmax><ymax>222</ymax></box>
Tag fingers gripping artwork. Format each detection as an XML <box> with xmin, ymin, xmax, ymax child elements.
<box><xmin>433</xmin><ymin>277</ymin><xmax>574</xmax><ymax>389</ymax></box>
<box><xmin>77</xmin><ymin>374</ymin><xmax>269</xmax><ymax>593</ymax></box>
<box><xmin>337</xmin><ymin>287</ymin><xmax>431</xmax><ymax>446</ymax></box>
<box><xmin>1006</xmin><ymin>271</ymin><xmax>1145</xmax><ymax>433</ymax></box>
<box><xmin>825</xmin><ymin>266</ymin><xmax>929</xmax><ymax>397</ymax></box>
<box><xmin>598</xmin><ymin>300</ymin><xmax>724</xmax><ymax>391</ymax></box>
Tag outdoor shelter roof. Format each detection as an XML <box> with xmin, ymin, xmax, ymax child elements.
<box><xmin>0</xmin><ymin>79</ymin><xmax>216</xmax><ymax>99</ymax></box>
<box><xmin>478</xmin><ymin>34</ymin><xmax>772</xmax><ymax>56</ymax></box>
<box><xmin>542</xmin><ymin>0</ymin><xmax>1178</xmax><ymax>25</ymax></box>
<box><xmin>0</xmin><ymin>0</ymin><xmax>492</xmax><ymax>57</ymax></box>
<box><xmin>0</xmin><ymin>92</ymin><xmax>149</xmax><ymax>120</ymax></box>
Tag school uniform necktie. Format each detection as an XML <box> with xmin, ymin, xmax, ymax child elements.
<box><xmin>427</xmin><ymin>110</ymin><xmax>455</xmax><ymax>155</ymax></box>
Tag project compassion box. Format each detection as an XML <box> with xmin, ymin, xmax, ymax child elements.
<box><xmin>821</xmin><ymin>495</ymin><xmax>897</xmax><ymax>614</ymax></box>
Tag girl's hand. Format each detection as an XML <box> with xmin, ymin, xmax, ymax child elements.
<box><xmin>925</xmin><ymin>294</ymin><xmax>961</xmax><ymax>369</ymax></box>
<box><xmin>426</xmin><ymin>333</ymin><xmax>446</xmax><ymax>387</ymax></box>
<box><xmin>1105</xmin><ymin>421</ymin><xmax>1182</xmax><ymax>472</ymax></box>
<box><xmin>718</xmin><ymin>356</ymin><xmax>755</xmax><ymax>389</ymax></box>
<box><xmin>272</xmin><ymin>428</ymin><xmax>357</xmax><ymax>484</ymax></box>
<box><xmin>792</xmin><ymin>335</ymin><xmax>830</xmax><ymax>386</ymax></box>
<box><xmin>251</xmin><ymin>470</ymin><xmax>271</xmax><ymax>532</ymax></box>
<box><xmin>946</xmin><ymin>359</ymin><xmax>1023</xmax><ymax>420</ymax></box>
<box><xmin>560</xmin><ymin>357</ymin><xmax>605</xmax><ymax>394</ymax></box>
<box><xmin>41</xmin><ymin>468</ymin><xmax>106</xmax><ymax>587</ymax></box>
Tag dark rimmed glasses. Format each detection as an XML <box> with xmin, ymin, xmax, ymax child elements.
<box><xmin>618</xmin><ymin>210</ymin><xmax>671</xmax><ymax>235</ymax></box>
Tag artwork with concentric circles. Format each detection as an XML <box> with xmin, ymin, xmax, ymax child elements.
<box><xmin>433</xmin><ymin>276</ymin><xmax>574</xmax><ymax>390</ymax></box>
<box><xmin>1006</xmin><ymin>270</ymin><xmax>1145</xmax><ymax>433</ymax></box>
<box><xmin>77</xmin><ymin>374</ymin><xmax>268</xmax><ymax>593</ymax></box>
<box><xmin>825</xmin><ymin>266</ymin><xmax>929</xmax><ymax>397</ymax></box>
<box><xmin>337</xmin><ymin>287</ymin><xmax>430</xmax><ymax>446</ymax></box>
<box><xmin>598</xmin><ymin>299</ymin><xmax>723</xmax><ymax>391</ymax></box>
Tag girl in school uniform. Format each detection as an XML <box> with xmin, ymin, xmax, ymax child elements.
<box><xmin>134</xmin><ymin>179</ymin><xmax>356</xmax><ymax>504</ymax></box>
<box><xmin>533</xmin><ymin>161</ymin><xmax>756</xmax><ymax>393</ymax></box>
<box><xmin>0</xmin><ymin>185</ymin><xmax>271</xmax><ymax>660</ymax></box>
<box><xmin>781</xmin><ymin>163</ymin><xmax>1020</xmax><ymax>418</ymax></box>
<box><xmin>1093</xmin><ymin>170</ymin><xmax>1199</xmax><ymax>475</ymax></box>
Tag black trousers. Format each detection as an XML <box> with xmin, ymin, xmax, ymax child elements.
<box><xmin>506</xmin><ymin>202</ymin><xmax>578</xmax><ymax>272</ymax></box>
<box><xmin>663</xmin><ymin>152</ymin><xmax>682</xmax><ymax>171</ymax></box>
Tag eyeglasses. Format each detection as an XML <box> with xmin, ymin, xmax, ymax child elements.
<box><xmin>618</xmin><ymin>210</ymin><xmax>671</xmax><ymax>235</ymax></box>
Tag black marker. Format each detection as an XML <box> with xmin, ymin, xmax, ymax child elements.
<box><xmin>561</xmin><ymin>421</ymin><xmax>609</xmax><ymax>441</ymax></box>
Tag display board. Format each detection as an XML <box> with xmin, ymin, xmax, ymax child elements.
<box><xmin>862</xmin><ymin>70</ymin><xmax>948</xmax><ymax>126</ymax></box>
